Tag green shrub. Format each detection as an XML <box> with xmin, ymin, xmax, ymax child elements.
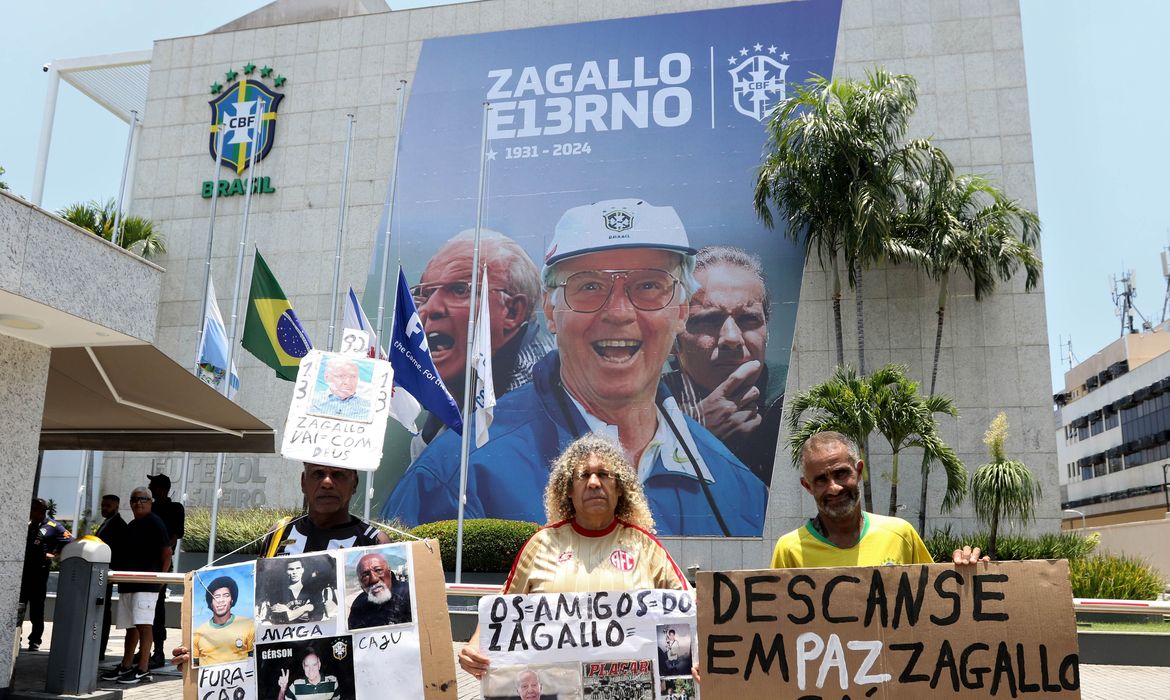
<box><xmin>411</xmin><ymin>519</ymin><xmax>540</xmax><ymax>573</ymax></box>
<box><xmin>923</xmin><ymin>526</ymin><xmax>1098</xmax><ymax>563</ymax></box>
<box><xmin>1069</xmin><ymin>555</ymin><xmax>1166</xmax><ymax>600</ymax></box>
<box><xmin>182</xmin><ymin>507</ymin><xmax>303</xmax><ymax>555</ymax></box>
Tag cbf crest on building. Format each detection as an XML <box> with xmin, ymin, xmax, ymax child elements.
<box><xmin>202</xmin><ymin>64</ymin><xmax>285</xmax><ymax>198</ymax></box>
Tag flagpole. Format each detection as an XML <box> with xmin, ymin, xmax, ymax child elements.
<box><xmin>369</xmin><ymin>80</ymin><xmax>408</xmax><ymax>521</ymax></box>
<box><xmin>209</xmin><ymin>94</ymin><xmax>264</xmax><ymax>565</ymax></box>
<box><xmin>182</xmin><ymin>124</ymin><xmax>227</xmax><ymax>570</ymax></box>
<box><xmin>327</xmin><ymin>113</ymin><xmax>356</xmax><ymax>351</ymax></box>
<box><xmin>111</xmin><ymin>110</ymin><xmax>139</xmax><ymax>247</ymax></box>
<box><xmin>455</xmin><ymin>102</ymin><xmax>492</xmax><ymax>584</ymax></box>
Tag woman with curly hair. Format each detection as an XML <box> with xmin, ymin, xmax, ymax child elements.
<box><xmin>458</xmin><ymin>433</ymin><xmax>689</xmax><ymax>679</ymax></box>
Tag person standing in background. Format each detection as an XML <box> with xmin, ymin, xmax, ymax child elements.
<box><xmin>146</xmin><ymin>473</ymin><xmax>184</xmax><ymax>668</ymax></box>
<box><xmin>95</xmin><ymin>494</ymin><xmax>127</xmax><ymax>660</ymax></box>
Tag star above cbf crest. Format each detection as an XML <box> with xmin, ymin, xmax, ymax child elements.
<box><xmin>728</xmin><ymin>43</ymin><xmax>790</xmax><ymax>122</ymax></box>
<box><xmin>207</xmin><ymin>62</ymin><xmax>287</xmax><ymax>173</ymax></box>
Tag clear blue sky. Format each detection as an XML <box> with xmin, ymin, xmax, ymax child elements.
<box><xmin>2</xmin><ymin>1</ymin><xmax>1164</xmax><ymax>391</ymax></box>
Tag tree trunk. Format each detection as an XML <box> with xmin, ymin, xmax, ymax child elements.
<box><xmin>919</xmin><ymin>275</ymin><xmax>950</xmax><ymax>533</ymax></box>
<box><xmin>988</xmin><ymin>499</ymin><xmax>1002</xmax><ymax>560</ymax></box>
<box><xmin>889</xmin><ymin>449</ymin><xmax>900</xmax><ymax>516</ymax></box>
<box><xmin>831</xmin><ymin>263</ymin><xmax>845</xmax><ymax>368</ymax></box>
<box><xmin>854</xmin><ymin>260</ymin><xmax>866</xmax><ymax>375</ymax></box>
<box><xmin>861</xmin><ymin>444</ymin><xmax>874</xmax><ymax>513</ymax></box>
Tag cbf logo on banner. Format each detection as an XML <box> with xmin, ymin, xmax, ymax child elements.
<box><xmin>202</xmin><ymin>64</ymin><xmax>286</xmax><ymax>198</ymax></box>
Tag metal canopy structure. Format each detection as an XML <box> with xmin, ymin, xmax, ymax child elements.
<box><xmin>32</xmin><ymin>50</ymin><xmax>152</xmax><ymax>206</ymax></box>
<box><xmin>40</xmin><ymin>345</ymin><xmax>275</xmax><ymax>454</ymax></box>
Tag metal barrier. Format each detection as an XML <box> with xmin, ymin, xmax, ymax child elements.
<box><xmin>1073</xmin><ymin>598</ymin><xmax>1170</xmax><ymax>615</ymax></box>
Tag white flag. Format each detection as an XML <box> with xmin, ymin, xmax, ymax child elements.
<box><xmin>472</xmin><ymin>267</ymin><xmax>496</xmax><ymax>448</ymax></box>
<box><xmin>196</xmin><ymin>276</ymin><xmax>239</xmax><ymax>398</ymax></box>
<box><xmin>343</xmin><ymin>287</ymin><xmax>386</xmax><ymax>359</ymax></box>
<box><xmin>344</xmin><ymin>286</ymin><xmax>420</xmax><ymax>433</ymax></box>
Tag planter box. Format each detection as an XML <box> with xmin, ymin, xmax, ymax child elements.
<box><xmin>1077</xmin><ymin>631</ymin><xmax>1170</xmax><ymax>667</ymax></box>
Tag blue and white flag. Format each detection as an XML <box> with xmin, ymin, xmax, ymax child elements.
<box><xmin>389</xmin><ymin>268</ymin><xmax>463</xmax><ymax>435</ymax></box>
<box><xmin>196</xmin><ymin>276</ymin><xmax>239</xmax><ymax>398</ymax></box>
<box><xmin>472</xmin><ymin>266</ymin><xmax>495</xmax><ymax>448</ymax></box>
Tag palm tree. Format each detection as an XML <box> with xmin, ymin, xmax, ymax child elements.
<box><xmin>870</xmin><ymin>365</ymin><xmax>965</xmax><ymax>516</ymax></box>
<box><xmin>754</xmin><ymin>67</ymin><xmax>938</xmax><ymax>373</ymax></box>
<box><xmin>900</xmin><ymin>166</ymin><xmax>1041</xmax><ymax>532</ymax></box>
<box><xmin>970</xmin><ymin>412</ymin><xmax>1041</xmax><ymax>559</ymax></box>
<box><xmin>58</xmin><ymin>198</ymin><xmax>166</xmax><ymax>260</ymax></box>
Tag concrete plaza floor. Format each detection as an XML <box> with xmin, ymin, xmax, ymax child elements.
<box><xmin>10</xmin><ymin>621</ymin><xmax>1168</xmax><ymax>699</ymax></box>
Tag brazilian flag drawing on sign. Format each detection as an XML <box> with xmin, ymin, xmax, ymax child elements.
<box><xmin>241</xmin><ymin>249</ymin><xmax>312</xmax><ymax>381</ymax></box>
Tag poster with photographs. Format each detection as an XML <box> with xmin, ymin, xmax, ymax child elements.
<box><xmin>479</xmin><ymin>589</ymin><xmax>698</xmax><ymax>700</ymax></box>
<box><xmin>192</xmin><ymin>562</ymin><xmax>258</xmax><ymax>700</ymax></box>
<box><xmin>281</xmin><ymin>349</ymin><xmax>393</xmax><ymax>471</ymax></box>
<box><xmin>185</xmin><ymin>541</ymin><xmax>441</xmax><ymax>700</ymax></box>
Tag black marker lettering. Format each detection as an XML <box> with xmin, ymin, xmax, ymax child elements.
<box><xmin>744</xmin><ymin>575</ymin><xmax>780</xmax><ymax>622</ymax></box>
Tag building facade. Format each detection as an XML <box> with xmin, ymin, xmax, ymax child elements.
<box><xmin>94</xmin><ymin>0</ymin><xmax>1058</xmax><ymax>569</ymax></box>
<box><xmin>1056</xmin><ymin>329</ymin><xmax>1170</xmax><ymax>527</ymax></box>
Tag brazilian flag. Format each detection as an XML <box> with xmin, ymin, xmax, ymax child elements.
<box><xmin>241</xmin><ymin>249</ymin><xmax>313</xmax><ymax>381</ymax></box>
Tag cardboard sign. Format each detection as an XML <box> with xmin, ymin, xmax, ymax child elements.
<box><xmin>183</xmin><ymin>539</ymin><xmax>456</xmax><ymax>699</ymax></box>
<box><xmin>696</xmin><ymin>560</ymin><xmax>1080</xmax><ymax>699</ymax></box>
<box><xmin>480</xmin><ymin>589</ymin><xmax>700</xmax><ymax>699</ymax></box>
<box><xmin>281</xmin><ymin>349</ymin><xmax>392</xmax><ymax>471</ymax></box>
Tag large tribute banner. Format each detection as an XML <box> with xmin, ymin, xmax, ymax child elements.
<box><xmin>697</xmin><ymin>561</ymin><xmax>1081</xmax><ymax>699</ymax></box>
<box><xmin>182</xmin><ymin>539</ymin><xmax>457</xmax><ymax>699</ymax></box>
<box><xmin>480</xmin><ymin>589</ymin><xmax>700</xmax><ymax>699</ymax></box>
<box><xmin>371</xmin><ymin>0</ymin><xmax>844</xmax><ymax>536</ymax></box>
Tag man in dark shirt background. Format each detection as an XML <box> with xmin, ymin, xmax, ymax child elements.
<box><xmin>20</xmin><ymin>497</ymin><xmax>72</xmax><ymax>652</ymax></box>
<box><xmin>102</xmin><ymin>486</ymin><xmax>171</xmax><ymax>685</ymax></box>
<box><xmin>146</xmin><ymin>473</ymin><xmax>184</xmax><ymax>668</ymax></box>
<box><xmin>95</xmin><ymin>494</ymin><xmax>128</xmax><ymax>661</ymax></box>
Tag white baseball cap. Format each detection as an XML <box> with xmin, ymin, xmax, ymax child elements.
<box><xmin>542</xmin><ymin>199</ymin><xmax>697</xmax><ymax>268</ymax></box>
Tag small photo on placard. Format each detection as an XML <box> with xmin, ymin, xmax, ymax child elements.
<box><xmin>192</xmin><ymin>562</ymin><xmax>256</xmax><ymax>667</ymax></box>
<box><xmin>255</xmin><ymin>553</ymin><xmax>339</xmax><ymax>637</ymax></box>
<box><xmin>659</xmin><ymin>676</ymin><xmax>697</xmax><ymax>700</ymax></box>
<box><xmin>341</xmin><ymin>543</ymin><xmax>414</xmax><ymax>631</ymax></box>
<box><xmin>580</xmin><ymin>660</ymin><xmax>655</xmax><ymax>700</ymax></box>
<box><xmin>255</xmin><ymin>636</ymin><xmax>356</xmax><ymax>700</ymax></box>
<box><xmin>484</xmin><ymin>662</ymin><xmax>583</xmax><ymax>700</ymax></box>
<box><xmin>308</xmin><ymin>354</ymin><xmax>375</xmax><ymax>423</ymax></box>
<box><xmin>655</xmin><ymin>623</ymin><xmax>694</xmax><ymax>679</ymax></box>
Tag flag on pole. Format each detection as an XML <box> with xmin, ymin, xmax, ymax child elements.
<box><xmin>196</xmin><ymin>276</ymin><xmax>239</xmax><ymax>398</ymax></box>
<box><xmin>389</xmin><ymin>268</ymin><xmax>463</xmax><ymax>435</ymax></box>
<box><xmin>241</xmin><ymin>250</ymin><xmax>312</xmax><ymax>381</ymax></box>
<box><xmin>343</xmin><ymin>287</ymin><xmax>385</xmax><ymax>359</ymax></box>
<box><xmin>472</xmin><ymin>267</ymin><xmax>496</xmax><ymax>448</ymax></box>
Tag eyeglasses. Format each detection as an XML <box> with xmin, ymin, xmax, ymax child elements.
<box><xmin>574</xmin><ymin>469</ymin><xmax>617</xmax><ymax>483</ymax></box>
<box><xmin>129</xmin><ymin>496</ymin><xmax>152</xmax><ymax>504</ymax></box>
<box><xmin>411</xmin><ymin>281</ymin><xmax>508</xmax><ymax>307</ymax></box>
<box><xmin>554</xmin><ymin>269</ymin><xmax>681</xmax><ymax>313</ymax></box>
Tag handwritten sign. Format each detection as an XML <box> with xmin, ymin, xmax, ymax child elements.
<box><xmin>480</xmin><ymin>589</ymin><xmax>699</xmax><ymax>699</ymax></box>
<box><xmin>281</xmin><ymin>349</ymin><xmax>392</xmax><ymax>471</ymax></box>
<box><xmin>184</xmin><ymin>540</ymin><xmax>457</xmax><ymax>699</ymax></box>
<box><xmin>697</xmin><ymin>560</ymin><xmax>1080</xmax><ymax>699</ymax></box>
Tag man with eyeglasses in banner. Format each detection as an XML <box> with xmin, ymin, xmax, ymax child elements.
<box><xmin>405</xmin><ymin>229</ymin><xmax>555</xmax><ymax>457</ymax></box>
<box><xmin>387</xmin><ymin>199</ymin><xmax>766</xmax><ymax>536</ymax></box>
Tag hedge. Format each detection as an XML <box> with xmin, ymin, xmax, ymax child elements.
<box><xmin>410</xmin><ymin>519</ymin><xmax>540</xmax><ymax>573</ymax></box>
<box><xmin>923</xmin><ymin>527</ymin><xmax>1098</xmax><ymax>563</ymax></box>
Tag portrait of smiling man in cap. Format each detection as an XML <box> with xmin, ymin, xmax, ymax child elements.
<box><xmin>386</xmin><ymin>198</ymin><xmax>766</xmax><ymax>536</ymax></box>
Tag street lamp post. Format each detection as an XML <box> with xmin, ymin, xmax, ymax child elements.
<box><xmin>1063</xmin><ymin>508</ymin><xmax>1086</xmax><ymax>530</ymax></box>
<box><xmin>1162</xmin><ymin>463</ymin><xmax>1169</xmax><ymax>513</ymax></box>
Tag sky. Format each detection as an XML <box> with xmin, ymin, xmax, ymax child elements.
<box><xmin>1</xmin><ymin>0</ymin><xmax>1165</xmax><ymax>391</ymax></box>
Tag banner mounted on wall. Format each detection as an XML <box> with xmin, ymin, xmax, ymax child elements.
<box><xmin>371</xmin><ymin>0</ymin><xmax>845</xmax><ymax>537</ymax></box>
